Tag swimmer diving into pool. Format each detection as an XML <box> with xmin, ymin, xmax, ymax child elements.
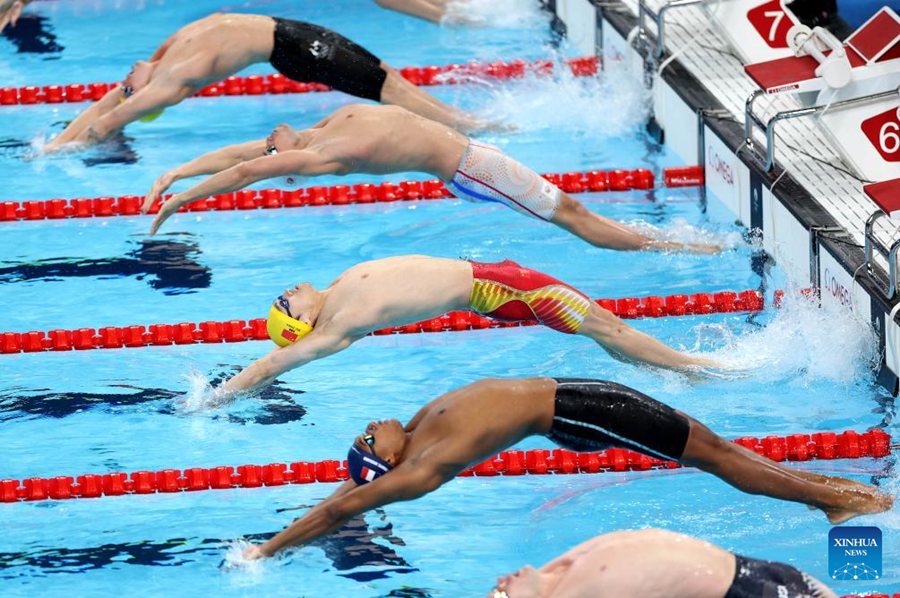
<box><xmin>43</xmin><ymin>14</ymin><xmax>482</xmax><ymax>152</ymax></box>
<box><xmin>143</xmin><ymin>104</ymin><xmax>720</xmax><ymax>254</ymax></box>
<box><xmin>213</xmin><ymin>255</ymin><xmax>721</xmax><ymax>399</ymax></box>
<box><xmin>489</xmin><ymin>528</ymin><xmax>837</xmax><ymax>597</ymax></box>
<box><xmin>241</xmin><ymin>378</ymin><xmax>893</xmax><ymax>559</ymax></box>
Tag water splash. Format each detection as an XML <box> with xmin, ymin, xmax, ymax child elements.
<box><xmin>443</xmin><ymin>0</ymin><xmax>548</xmax><ymax>28</ymax></box>
<box><xmin>630</xmin><ymin>217</ymin><xmax>745</xmax><ymax>252</ymax></box>
<box><xmin>177</xmin><ymin>369</ymin><xmax>231</xmax><ymax>412</ymax></box>
<box><xmin>472</xmin><ymin>56</ymin><xmax>651</xmax><ymax>138</ymax></box>
<box><xmin>221</xmin><ymin>540</ymin><xmax>266</xmax><ymax>581</ymax></box>
<box><xmin>693</xmin><ymin>290</ymin><xmax>878</xmax><ymax>384</ymax></box>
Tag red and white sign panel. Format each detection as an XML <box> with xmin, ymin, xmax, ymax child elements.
<box><xmin>865</xmin><ymin>178</ymin><xmax>900</xmax><ymax>218</ymax></box>
<box><xmin>862</xmin><ymin>107</ymin><xmax>900</xmax><ymax>163</ymax></box>
<box><xmin>707</xmin><ymin>0</ymin><xmax>799</xmax><ymax>64</ymax></box>
<box><xmin>847</xmin><ymin>7</ymin><xmax>900</xmax><ymax>64</ymax></box>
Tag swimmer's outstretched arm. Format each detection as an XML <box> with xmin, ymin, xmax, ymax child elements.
<box><xmin>247</xmin><ymin>463</ymin><xmax>443</xmax><ymax>559</ymax></box>
<box><xmin>73</xmin><ymin>82</ymin><xmax>191</xmax><ymax>146</ymax></box>
<box><xmin>217</xmin><ymin>329</ymin><xmax>355</xmax><ymax>399</ymax></box>
<box><xmin>149</xmin><ymin>149</ymin><xmax>342</xmax><ymax>234</ymax></box>
<box><xmin>141</xmin><ymin>139</ymin><xmax>268</xmax><ymax>213</ymax></box>
<box><xmin>374</xmin><ymin>0</ymin><xmax>446</xmax><ymax>22</ymax></box>
<box><xmin>44</xmin><ymin>86</ymin><xmax>124</xmax><ymax>153</ymax></box>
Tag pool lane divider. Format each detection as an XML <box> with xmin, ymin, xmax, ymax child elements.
<box><xmin>0</xmin><ymin>289</ymin><xmax>763</xmax><ymax>354</ymax></box>
<box><xmin>0</xmin><ymin>166</ymin><xmax>705</xmax><ymax>223</ymax></box>
<box><xmin>0</xmin><ymin>56</ymin><xmax>600</xmax><ymax>107</ymax></box>
<box><xmin>0</xmin><ymin>429</ymin><xmax>891</xmax><ymax>502</ymax></box>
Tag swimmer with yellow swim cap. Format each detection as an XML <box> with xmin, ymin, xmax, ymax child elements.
<box><xmin>267</xmin><ymin>294</ymin><xmax>314</xmax><ymax>346</ymax></box>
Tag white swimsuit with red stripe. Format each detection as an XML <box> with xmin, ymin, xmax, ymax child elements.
<box><xmin>449</xmin><ymin>141</ymin><xmax>562</xmax><ymax>221</ymax></box>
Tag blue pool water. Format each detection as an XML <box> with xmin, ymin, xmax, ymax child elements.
<box><xmin>1</xmin><ymin>1</ymin><xmax>898</xmax><ymax>596</ymax></box>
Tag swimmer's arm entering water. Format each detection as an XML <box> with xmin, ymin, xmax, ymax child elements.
<box><xmin>216</xmin><ymin>328</ymin><xmax>355</xmax><ymax>399</ymax></box>
<box><xmin>73</xmin><ymin>81</ymin><xmax>191</xmax><ymax>146</ymax></box>
<box><xmin>141</xmin><ymin>139</ymin><xmax>268</xmax><ymax>213</ymax></box>
<box><xmin>249</xmin><ymin>463</ymin><xmax>444</xmax><ymax>558</ymax></box>
<box><xmin>149</xmin><ymin>150</ymin><xmax>342</xmax><ymax>234</ymax></box>
<box><xmin>44</xmin><ymin>86</ymin><xmax>124</xmax><ymax>153</ymax></box>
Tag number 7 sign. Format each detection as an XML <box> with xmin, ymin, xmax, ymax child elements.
<box><xmin>747</xmin><ymin>0</ymin><xmax>792</xmax><ymax>48</ymax></box>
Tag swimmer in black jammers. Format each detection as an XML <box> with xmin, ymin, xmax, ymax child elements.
<box><xmin>489</xmin><ymin>528</ymin><xmax>836</xmax><ymax>597</ymax></box>
<box><xmin>242</xmin><ymin>377</ymin><xmax>893</xmax><ymax>559</ymax></box>
<box><xmin>43</xmin><ymin>13</ymin><xmax>483</xmax><ymax>152</ymax></box>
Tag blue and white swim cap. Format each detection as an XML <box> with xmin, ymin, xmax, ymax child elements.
<box><xmin>347</xmin><ymin>444</ymin><xmax>393</xmax><ymax>485</ymax></box>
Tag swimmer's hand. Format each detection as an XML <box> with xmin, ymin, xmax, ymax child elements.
<box><xmin>143</xmin><ymin>171</ymin><xmax>178</xmax><ymax>214</ymax></box>
<box><xmin>0</xmin><ymin>1</ymin><xmax>28</xmax><ymax>34</ymax></box>
<box><xmin>243</xmin><ymin>544</ymin><xmax>266</xmax><ymax>560</ymax></box>
<box><xmin>149</xmin><ymin>192</ymin><xmax>184</xmax><ymax>235</ymax></box>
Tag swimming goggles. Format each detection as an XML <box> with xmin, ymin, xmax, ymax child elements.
<box><xmin>491</xmin><ymin>591</ymin><xmax>509</xmax><ymax>598</ymax></box>
<box><xmin>276</xmin><ymin>295</ymin><xmax>295</xmax><ymax>318</ymax></box>
<box><xmin>363</xmin><ymin>433</ymin><xmax>377</xmax><ymax>457</ymax></box>
<box><xmin>265</xmin><ymin>145</ymin><xmax>278</xmax><ymax>155</ymax></box>
<box><xmin>122</xmin><ymin>84</ymin><xmax>135</xmax><ymax>98</ymax></box>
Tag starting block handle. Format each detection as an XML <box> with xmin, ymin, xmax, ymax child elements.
<box><xmin>638</xmin><ymin>0</ymin><xmax>710</xmax><ymax>59</ymax></box>
<box><xmin>864</xmin><ymin>210</ymin><xmax>900</xmax><ymax>300</ymax></box>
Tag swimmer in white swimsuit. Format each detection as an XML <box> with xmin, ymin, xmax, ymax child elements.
<box><xmin>143</xmin><ymin>104</ymin><xmax>720</xmax><ymax>255</ymax></box>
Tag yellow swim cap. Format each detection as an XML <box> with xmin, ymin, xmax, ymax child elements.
<box><xmin>138</xmin><ymin>108</ymin><xmax>165</xmax><ymax>123</ymax></box>
<box><xmin>118</xmin><ymin>96</ymin><xmax>165</xmax><ymax>122</ymax></box>
<box><xmin>266</xmin><ymin>305</ymin><xmax>314</xmax><ymax>347</ymax></box>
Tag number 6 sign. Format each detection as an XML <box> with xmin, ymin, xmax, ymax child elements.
<box><xmin>862</xmin><ymin>107</ymin><xmax>900</xmax><ymax>163</ymax></box>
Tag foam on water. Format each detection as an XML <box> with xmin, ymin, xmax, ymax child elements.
<box><xmin>473</xmin><ymin>55</ymin><xmax>651</xmax><ymax>137</ymax></box>
<box><xmin>178</xmin><ymin>369</ymin><xmax>231</xmax><ymax>411</ymax></box>
<box><xmin>221</xmin><ymin>540</ymin><xmax>267</xmax><ymax>582</ymax></box>
<box><xmin>443</xmin><ymin>0</ymin><xmax>548</xmax><ymax>28</ymax></box>
<box><xmin>631</xmin><ymin>217</ymin><xmax>745</xmax><ymax>252</ymax></box>
<box><xmin>696</xmin><ymin>291</ymin><xmax>878</xmax><ymax>385</ymax></box>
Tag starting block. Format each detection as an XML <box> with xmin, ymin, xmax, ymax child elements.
<box><xmin>705</xmin><ymin>0</ymin><xmax>801</xmax><ymax>64</ymax></box>
<box><xmin>743</xmin><ymin>7</ymin><xmax>900</xmax><ymax>179</ymax></box>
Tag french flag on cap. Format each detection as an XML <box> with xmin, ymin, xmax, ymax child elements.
<box><xmin>359</xmin><ymin>466</ymin><xmax>378</xmax><ymax>483</ymax></box>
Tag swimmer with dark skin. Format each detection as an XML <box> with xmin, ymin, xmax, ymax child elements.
<box><xmin>243</xmin><ymin>378</ymin><xmax>893</xmax><ymax>559</ymax></box>
<box><xmin>489</xmin><ymin>528</ymin><xmax>837</xmax><ymax>597</ymax></box>
<box><xmin>144</xmin><ymin>104</ymin><xmax>720</xmax><ymax>254</ymax></box>
<box><xmin>43</xmin><ymin>13</ymin><xmax>482</xmax><ymax>152</ymax></box>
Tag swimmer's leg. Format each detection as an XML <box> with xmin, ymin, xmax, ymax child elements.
<box><xmin>378</xmin><ymin>62</ymin><xmax>485</xmax><ymax>132</ymax></box>
<box><xmin>550</xmin><ymin>193</ymin><xmax>721</xmax><ymax>254</ymax></box>
<box><xmin>679</xmin><ymin>418</ymin><xmax>894</xmax><ymax>523</ymax></box>
<box><xmin>577</xmin><ymin>302</ymin><xmax>723</xmax><ymax>372</ymax></box>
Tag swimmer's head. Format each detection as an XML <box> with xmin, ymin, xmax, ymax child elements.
<box><xmin>266</xmin><ymin>283</ymin><xmax>320</xmax><ymax>346</ymax></box>
<box><xmin>489</xmin><ymin>566</ymin><xmax>542</xmax><ymax>598</ymax></box>
<box><xmin>266</xmin><ymin>123</ymin><xmax>311</xmax><ymax>154</ymax></box>
<box><xmin>347</xmin><ymin>419</ymin><xmax>405</xmax><ymax>485</ymax></box>
<box><xmin>123</xmin><ymin>60</ymin><xmax>155</xmax><ymax>95</ymax></box>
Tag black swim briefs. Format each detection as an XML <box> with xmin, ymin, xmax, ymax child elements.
<box><xmin>546</xmin><ymin>378</ymin><xmax>690</xmax><ymax>461</ymax></box>
<box><xmin>269</xmin><ymin>18</ymin><xmax>387</xmax><ymax>102</ymax></box>
<box><xmin>726</xmin><ymin>555</ymin><xmax>826</xmax><ymax>597</ymax></box>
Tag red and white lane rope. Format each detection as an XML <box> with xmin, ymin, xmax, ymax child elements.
<box><xmin>0</xmin><ymin>166</ymin><xmax>705</xmax><ymax>223</ymax></box>
<box><xmin>0</xmin><ymin>428</ymin><xmax>891</xmax><ymax>502</ymax></box>
<box><xmin>0</xmin><ymin>57</ymin><xmax>599</xmax><ymax>106</ymax></box>
<box><xmin>0</xmin><ymin>289</ymin><xmax>763</xmax><ymax>354</ymax></box>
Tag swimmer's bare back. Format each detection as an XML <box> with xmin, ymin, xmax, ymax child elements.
<box><xmin>147</xmin><ymin>14</ymin><xmax>275</xmax><ymax>91</ymax></box>
<box><xmin>301</xmin><ymin>104</ymin><xmax>468</xmax><ymax>178</ymax></box>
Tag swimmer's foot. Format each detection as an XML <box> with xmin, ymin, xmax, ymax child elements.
<box><xmin>817</xmin><ymin>490</ymin><xmax>894</xmax><ymax>524</ymax></box>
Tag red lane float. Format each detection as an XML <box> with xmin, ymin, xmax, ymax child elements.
<box><xmin>0</xmin><ymin>57</ymin><xmax>599</xmax><ymax>107</ymax></box>
<box><xmin>0</xmin><ymin>167</ymin><xmax>705</xmax><ymax>224</ymax></box>
<box><xmin>0</xmin><ymin>429</ymin><xmax>890</xmax><ymax>503</ymax></box>
<box><xmin>1</xmin><ymin>429</ymin><xmax>891</xmax><ymax>502</ymax></box>
<box><xmin>0</xmin><ymin>289</ymin><xmax>764</xmax><ymax>354</ymax></box>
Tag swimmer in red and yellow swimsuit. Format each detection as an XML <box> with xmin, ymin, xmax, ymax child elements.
<box><xmin>210</xmin><ymin>255</ymin><xmax>721</xmax><ymax>400</ymax></box>
<box><xmin>468</xmin><ymin>259</ymin><xmax>591</xmax><ymax>334</ymax></box>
